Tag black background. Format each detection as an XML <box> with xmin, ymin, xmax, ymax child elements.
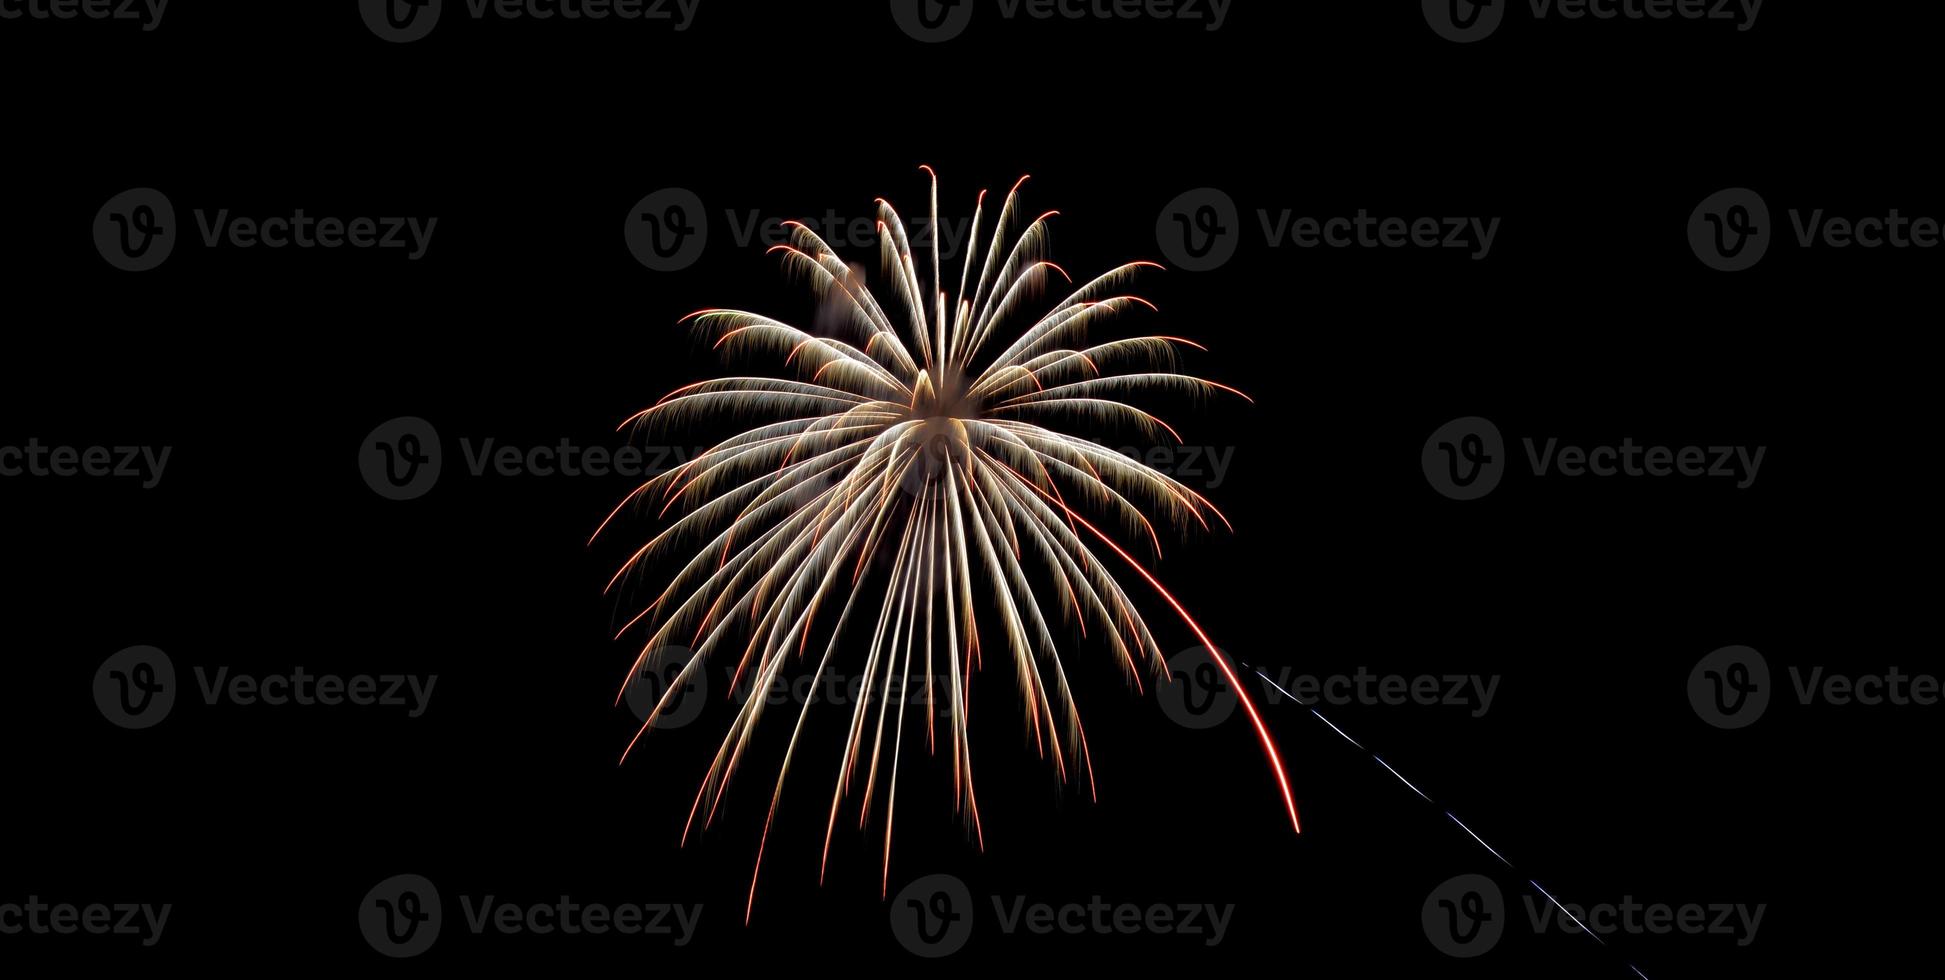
<box><xmin>2</xmin><ymin>1</ymin><xmax>1936</xmax><ymax>974</ymax></box>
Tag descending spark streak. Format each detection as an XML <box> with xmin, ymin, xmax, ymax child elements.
<box><xmin>1247</xmin><ymin>665</ymin><xmax>1651</xmax><ymax>978</ymax></box>
<box><xmin>1530</xmin><ymin>879</ymin><xmax>1604</xmax><ymax>946</ymax></box>
<box><xmin>601</xmin><ymin>170</ymin><xmax>1296</xmax><ymax>920</ymax></box>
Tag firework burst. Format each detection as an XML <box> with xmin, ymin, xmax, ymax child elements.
<box><xmin>597</xmin><ymin>169</ymin><xmax>1298</xmax><ymax>920</ymax></box>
